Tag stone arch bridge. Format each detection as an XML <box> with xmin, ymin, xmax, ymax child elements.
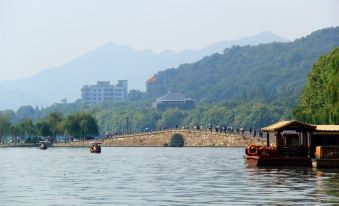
<box><xmin>97</xmin><ymin>130</ymin><xmax>266</xmax><ymax>147</ymax></box>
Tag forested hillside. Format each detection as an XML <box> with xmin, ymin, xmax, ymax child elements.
<box><xmin>1</xmin><ymin>28</ymin><xmax>338</xmax><ymax>134</ymax></box>
<box><xmin>147</xmin><ymin>27</ymin><xmax>339</xmax><ymax>106</ymax></box>
<box><xmin>294</xmin><ymin>48</ymin><xmax>339</xmax><ymax>124</ymax></box>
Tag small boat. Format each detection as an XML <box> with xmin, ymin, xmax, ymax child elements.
<box><xmin>39</xmin><ymin>141</ymin><xmax>48</xmax><ymax>150</ymax></box>
<box><xmin>90</xmin><ymin>142</ymin><xmax>102</xmax><ymax>153</ymax></box>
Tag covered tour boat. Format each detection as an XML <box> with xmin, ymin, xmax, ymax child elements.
<box><xmin>90</xmin><ymin>142</ymin><xmax>102</xmax><ymax>153</ymax></box>
<box><xmin>39</xmin><ymin>141</ymin><xmax>48</xmax><ymax>150</ymax></box>
<box><xmin>245</xmin><ymin>120</ymin><xmax>339</xmax><ymax>167</ymax></box>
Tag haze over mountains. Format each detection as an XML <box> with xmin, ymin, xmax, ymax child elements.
<box><xmin>0</xmin><ymin>32</ymin><xmax>288</xmax><ymax>110</ymax></box>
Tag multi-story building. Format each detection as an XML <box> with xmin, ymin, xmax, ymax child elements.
<box><xmin>81</xmin><ymin>80</ymin><xmax>128</xmax><ymax>106</ymax></box>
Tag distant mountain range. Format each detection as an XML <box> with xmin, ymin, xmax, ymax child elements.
<box><xmin>147</xmin><ymin>27</ymin><xmax>339</xmax><ymax>107</ymax></box>
<box><xmin>0</xmin><ymin>31</ymin><xmax>288</xmax><ymax>110</ymax></box>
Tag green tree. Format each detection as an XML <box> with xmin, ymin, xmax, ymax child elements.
<box><xmin>294</xmin><ymin>47</ymin><xmax>339</xmax><ymax>124</ymax></box>
<box><xmin>16</xmin><ymin>105</ymin><xmax>41</xmax><ymax>122</ymax></box>
<box><xmin>16</xmin><ymin>119</ymin><xmax>35</xmax><ymax>139</ymax></box>
<box><xmin>36</xmin><ymin>120</ymin><xmax>52</xmax><ymax>138</ymax></box>
<box><xmin>157</xmin><ymin>108</ymin><xmax>184</xmax><ymax>129</ymax></box>
<box><xmin>47</xmin><ymin>112</ymin><xmax>63</xmax><ymax>137</ymax></box>
<box><xmin>0</xmin><ymin>114</ymin><xmax>11</xmax><ymax>143</ymax></box>
<box><xmin>63</xmin><ymin>112</ymin><xmax>98</xmax><ymax>138</ymax></box>
<box><xmin>10</xmin><ymin>124</ymin><xmax>21</xmax><ymax>143</ymax></box>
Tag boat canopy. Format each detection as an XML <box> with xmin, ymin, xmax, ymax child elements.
<box><xmin>262</xmin><ymin>120</ymin><xmax>316</xmax><ymax>132</ymax></box>
<box><xmin>314</xmin><ymin>125</ymin><xmax>339</xmax><ymax>135</ymax></box>
<box><xmin>262</xmin><ymin>120</ymin><xmax>339</xmax><ymax>135</ymax></box>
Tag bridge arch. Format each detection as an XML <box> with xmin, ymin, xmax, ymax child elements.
<box><xmin>170</xmin><ymin>133</ymin><xmax>185</xmax><ymax>147</ymax></box>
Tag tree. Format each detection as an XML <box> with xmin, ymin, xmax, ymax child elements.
<box><xmin>47</xmin><ymin>112</ymin><xmax>63</xmax><ymax>137</ymax></box>
<box><xmin>36</xmin><ymin>120</ymin><xmax>52</xmax><ymax>138</ymax></box>
<box><xmin>10</xmin><ymin>124</ymin><xmax>21</xmax><ymax>143</ymax></box>
<box><xmin>128</xmin><ymin>89</ymin><xmax>144</xmax><ymax>101</ymax></box>
<box><xmin>80</xmin><ymin>119</ymin><xmax>89</xmax><ymax>139</ymax></box>
<box><xmin>63</xmin><ymin>112</ymin><xmax>98</xmax><ymax>138</ymax></box>
<box><xmin>293</xmin><ymin>48</ymin><xmax>339</xmax><ymax>124</ymax></box>
<box><xmin>157</xmin><ymin>108</ymin><xmax>184</xmax><ymax>129</ymax></box>
<box><xmin>17</xmin><ymin>119</ymin><xmax>35</xmax><ymax>139</ymax></box>
<box><xmin>0</xmin><ymin>114</ymin><xmax>12</xmax><ymax>143</ymax></box>
<box><xmin>0</xmin><ymin>110</ymin><xmax>16</xmax><ymax>122</ymax></box>
<box><xmin>78</xmin><ymin>113</ymin><xmax>98</xmax><ymax>138</ymax></box>
<box><xmin>16</xmin><ymin>105</ymin><xmax>41</xmax><ymax>122</ymax></box>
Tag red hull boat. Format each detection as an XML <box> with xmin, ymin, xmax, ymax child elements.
<box><xmin>245</xmin><ymin>155</ymin><xmax>312</xmax><ymax>167</ymax></box>
<box><xmin>244</xmin><ymin>144</ymin><xmax>312</xmax><ymax>167</ymax></box>
<box><xmin>246</xmin><ymin>120</ymin><xmax>339</xmax><ymax>168</ymax></box>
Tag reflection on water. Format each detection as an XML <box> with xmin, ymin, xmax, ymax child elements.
<box><xmin>319</xmin><ymin>170</ymin><xmax>339</xmax><ymax>204</ymax></box>
<box><xmin>0</xmin><ymin>147</ymin><xmax>338</xmax><ymax>205</ymax></box>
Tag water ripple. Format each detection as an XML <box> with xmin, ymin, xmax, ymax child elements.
<box><xmin>0</xmin><ymin>147</ymin><xmax>338</xmax><ymax>205</ymax></box>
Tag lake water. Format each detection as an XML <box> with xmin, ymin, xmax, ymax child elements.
<box><xmin>0</xmin><ymin>147</ymin><xmax>338</xmax><ymax>205</ymax></box>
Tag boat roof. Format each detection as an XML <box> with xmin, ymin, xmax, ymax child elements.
<box><xmin>262</xmin><ymin>120</ymin><xmax>316</xmax><ymax>132</ymax></box>
<box><xmin>262</xmin><ymin>120</ymin><xmax>339</xmax><ymax>133</ymax></box>
<box><xmin>315</xmin><ymin>125</ymin><xmax>339</xmax><ymax>132</ymax></box>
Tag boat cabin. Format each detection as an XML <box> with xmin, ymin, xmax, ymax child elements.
<box><xmin>262</xmin><ymin>120</ymin><xmax>339</xmax><ymax>158</ymax></box>
<box><xmin>90</xmin><ymin>142</ymin><xmax>102</xmax><ymax>153</ymax></box>
<box><xmin>258</xmin><ymin>120</ymin><xmax>339</xmax><ymax>167</ymax></box>
<box><xmin>39</xmin><ymin>141</ymin><xmax>48</xmax><ymax>150</ymax></box>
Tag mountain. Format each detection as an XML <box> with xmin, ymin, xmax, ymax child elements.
<box><xmin>146</xmin><ymin>27</ymin><xmax>339</xmax><ymax>106</ymax></box>
<box><xmin>0</xmin><ymin>32</ymin><xmax>287</xmax><ymax>110</ymax></box>
<box><xmin>0</xmin><ymin>83</ymin><xmax>48</xmax><ymax>110</ymax></box>
<box><xmin>198</xmin><ymin>31</ymin><xmax>289</xmax><ymax>55</ymax></box>
<box><xmin>293</xmin><ymin>47</ymin><xmax>339</xmax><ymax>124</ymax></box>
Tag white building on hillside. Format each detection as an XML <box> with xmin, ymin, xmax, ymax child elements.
<box><xmin>81</xmin><ymin>80</ymin><xmax>128</xmax><ymax>106</ymax></box>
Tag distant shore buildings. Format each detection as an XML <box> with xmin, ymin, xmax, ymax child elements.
<box><xmin>152</xmin><ymin>92</ymin><xmax>195</xmax><ymax>110</ymax></box>
<box><xmin>81</xmin><ymin>80</ymin><xmax>128</xmax><ymax>106</ymax></box>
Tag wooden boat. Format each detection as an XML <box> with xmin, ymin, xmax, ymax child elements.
<box><xmin>244</xmin><ymin>145</ymin><xmax>312</xmax><ymax>167</ymax></box>
<box><xmin>90</xmin><ymin>142</ymin><xmax>102</xmax><ymax>153</ymax></box>
<box><xmin>39</xmin><ymin>141</ymin><xmax>48</xmax><ymax>150</ymax></box>
<box><xmin>245</xmin><ymin>120</ymin><xmax>339</xmax><ymax>167</ymax></box>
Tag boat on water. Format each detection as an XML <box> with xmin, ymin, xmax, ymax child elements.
<box><xmin>245</xmin><ymin>120</ymin><xmax>339</xmax><ymax>168</ymax></box>
<box><xmin>90</xmin><ymin>142</ymin><xmax>102</xmax><ymax>153</ymax></box>
<box><xmin>39</xmin><ymin>141</ymin><xmax>48</xmax><ymax>150</ymax></box>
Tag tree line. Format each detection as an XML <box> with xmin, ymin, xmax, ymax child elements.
<box><xmin>0</xmin><ymin>99</ymin><xmax>289</xmax><ymax>140</ymax></box>
<box><xmin>0</xmin><ymin>112</ymin><xmax>98</xmax><ymax>144</ymax></box>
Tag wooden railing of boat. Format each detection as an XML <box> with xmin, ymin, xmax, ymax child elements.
<box><xmin>276</xmin><ymin>146</ymin><xmax>309</xmax><ymax>157</ymax></box>
<box><xmin>316</xmin><ymin>146</ymin><xmax>339</xmax><ymax>159</ymax></box>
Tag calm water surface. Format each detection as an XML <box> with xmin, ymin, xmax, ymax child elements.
<box><xmin>0</xmin><ymin>147</ymin><xmax>338</xmax><ymax>205</ymax></box>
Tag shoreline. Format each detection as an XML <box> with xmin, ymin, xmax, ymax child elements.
<box><xmin>0</xmin><ymin>143</ymin><xmax>256</xmax><ymax>148</ymax></box>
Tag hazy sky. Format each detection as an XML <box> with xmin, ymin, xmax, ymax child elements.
<box><xmin>0</xmin><ymin>0</ymin><xmax>338</xmax><ymax>81</ymax></box>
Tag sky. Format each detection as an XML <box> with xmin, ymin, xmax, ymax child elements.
<box><xmin>0</xmin><ymin>0</ymin><xmax>338</xmax><ymax>81</ymax></box>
